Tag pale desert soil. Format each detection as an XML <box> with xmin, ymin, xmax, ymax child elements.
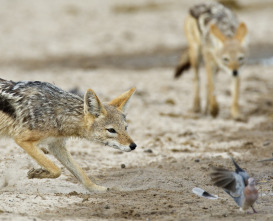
<box><xmin>0</xmin><ymin>1</ymin><xmax>273</xmax><ymax>220</ymax></box>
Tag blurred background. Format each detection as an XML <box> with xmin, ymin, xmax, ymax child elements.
<box><xmin>0</xmin><ymin>0</ymin><xmax>272</xmax><ymax>72</ymax></box>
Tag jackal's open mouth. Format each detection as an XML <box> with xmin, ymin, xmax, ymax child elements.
<box><xmin>104</xmin><ymin>141</ymin><xmax>132</xmax><ymax>152</ymax></box>
<box><xmin>104</xmin><ymin>142</ymin><xmax>118</xmax><ymax>149</ymax></box>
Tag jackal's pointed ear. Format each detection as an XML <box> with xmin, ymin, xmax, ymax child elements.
<box><xmin>84</xmin><ymin>89</ymin><xmax>106</xmax><ymax>117</ymax></box>
<box><xmin>210</xmin><ymin>24</ymin><xmax>227</xmax><ymax>43</ymax></box>
<box><xmin>234</xmin><ymin>22</ymin><xmax>248</xmax><ymax>43</ymax></box>
<box><xmin>109</xmin><ymin>87</ymin><xmax>136</xmax><ymax>113</ymax></box>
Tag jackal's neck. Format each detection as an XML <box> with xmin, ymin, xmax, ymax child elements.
<box><xmin>47</xmin><ymin>103</ymin><xmax>87</xmax><ymax>138</ymax></box>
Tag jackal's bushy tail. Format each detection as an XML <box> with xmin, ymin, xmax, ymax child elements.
<box><xmin>174</xmin><ymin>48</ymin><xmax>191</xmax><ymax>78</ymax></box>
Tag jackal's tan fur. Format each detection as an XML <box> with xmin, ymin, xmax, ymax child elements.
<box><xmin>175</xmin><ymin>3</ymin><xmax>248</xmax><ymax>119</ymax></box>
<box><xmin>0</xmin><ymin>78</ymin><xmax>136</xmax><ymax>192</ymax></box>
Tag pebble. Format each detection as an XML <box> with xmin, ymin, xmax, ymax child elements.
<box><xmin>144</xmin><ymin>149</ymin><xmax>153</xmax><ymax>153</ymax></box>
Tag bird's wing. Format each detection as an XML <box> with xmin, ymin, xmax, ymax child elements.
<box><xmin>211</xmin><ymin>167</ymin><xmax>238</xmax><ymax>192</ymax></box>
<box><xmin>210</xmin><ymin>167</ymin><xmax>246</xmax><ymax>206</ymax></box>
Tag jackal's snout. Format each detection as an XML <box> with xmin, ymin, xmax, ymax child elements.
<box><xmin>233</xmin><ymin>69</ymin><xmax>238</xmax><ymax>77</ymax></box>
<box><xmin>129</xmin><ymin>142</ymin><xmax>137</xmax><ymax>150</ymax></box>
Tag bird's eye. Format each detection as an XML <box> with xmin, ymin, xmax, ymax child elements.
<box><xmin>107</xmin><ymin>128</ymin><xmax>116</xmax><ymax>133</ymax></box>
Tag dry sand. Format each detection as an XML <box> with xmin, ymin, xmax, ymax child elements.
<box><xmin>0</xmin><ymin>1</ymin><xmax>273</xmax><ymax>220</ymax></box>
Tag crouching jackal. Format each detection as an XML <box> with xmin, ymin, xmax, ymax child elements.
<box><xmin>175</xmin><ymin>2</ymin><xmax>248</xmax><ymax>120</ymax></box>
<box><xmin>0</xmin><ymin>78</ymin><xmax>137</xmax><ymax>192</ymax></box>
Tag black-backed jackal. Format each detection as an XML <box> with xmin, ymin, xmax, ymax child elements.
<box><xmin>0</xmin><ymin>78</ymin><xmax>136</xmax><ymax>192</ymax></box>
<box><xmin>175</xmin><ymin>2</ymin><xmax>248</xmax><ymax>120</ymax></box>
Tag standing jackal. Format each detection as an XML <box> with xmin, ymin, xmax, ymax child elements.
<box><xmin>0</xmin><ymin>78</ymin><xmax>136</xmax><ymax>192</ymax></box>
<box><xmin>175</xmin><ymin>3</ymin><xmax>248</xmax><ymax>120</ymax></box>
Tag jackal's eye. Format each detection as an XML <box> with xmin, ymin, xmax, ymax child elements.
<box><xmin>125</xmin><ymin>126</ymin><xmax>128</xmax><ymax>131</ymax></box>
<box><xmin>238</xmin><ymin>56</ymin><xmax>245</xmax><ymax>62</ymax></box>
<box><xmin>222</xmin><ymin>56</ymin><xmax>229</xmax><ymax>63</ymax></box>
<box><xmin>107</xmin><ymin>128</ymin><xmax>116</xmax><ymax>133</ymax></box>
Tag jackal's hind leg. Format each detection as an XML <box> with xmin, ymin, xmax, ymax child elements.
<box><xmin>15</xmin><ymin>138</ymin><xmax>61</xmax><ymax>179</ymax></box>
<box><xmin>189</xmin><ymin>45</ymin><xmax>201</xmax><ymax>113</ymax></box>
<box><xmin>192</xmin><ymin>68</ymin><xmax>201</xmax><ymax>113</ymax></box>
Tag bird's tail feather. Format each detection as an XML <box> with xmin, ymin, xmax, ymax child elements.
<box><xmin>231</xmin><ymin>158</ymin><xmax>245</xmax><ymax>173</ymax></box>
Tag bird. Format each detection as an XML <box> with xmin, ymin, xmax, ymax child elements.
<box><xmin>210</xmin><ymin>158</ymin><xmax>258</xmax><ymax>213</ymax></box>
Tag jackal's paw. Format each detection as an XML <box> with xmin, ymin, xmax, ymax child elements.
<box><xmin>209</xmin><ymin>103</ymin><xmax>219</xmax><ymax>117</ymax></box>
<box><xmin>88</xmin><ymin>184</ymin><xmax>109</xmax><ymax>193</ymax></box>
<box><xmin>232</xmin><ymin>114</ymin><xmax>247</xmax><ymax>122</ymax></box>
<box><xmin>191</xmin><ymin>104</ymin><xmax>201</xmax><ymax>113</ymax></box>
<box><xmin>191</xmin><ymin>98</ymin><xmax>201</xmax><ymax>113</ymax></box>
<box><xmin>28</xmin><ymin>168</ymin><xmax>50</xmax><ymax>179</ymax></box>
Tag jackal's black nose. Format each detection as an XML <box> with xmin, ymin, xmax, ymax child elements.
<box><xmin>233</xmin><ymin>70</ymin><xmax>238</xmax><ymax>77</ymax></box>
<box><xmin>129</xmin><ymin>143</ymin><xmax>137</xmax><ymax>150</ymax></box>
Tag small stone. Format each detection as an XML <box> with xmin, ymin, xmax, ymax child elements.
<box><xmin>144</xmin><ymin>149</ymin><xmax>153</xmax><ymax>153</ymax></box>
<box><xmin>165</xmin><ymin>98</ymin><xmax>176</xmax><ymax>105</ymax></box>
<box><xmin>104</xmin><ymin>205</ymin><xmax>110</xmax><ymax>209</ymax></box>
<box><xmin>82</xmin><ymin>196</ymin><xmax>89</xmax><ymax>203</ymax></box>
<box><xmin>194</xmin><ymin>159</ymin><xmax>200</xmax><ymax>163</ymax></box>
<box><xmin>40</xmin><ymin>147</ymin><xmax>49</xmax><ymax>154</ymax></box>
<box><xmin>263</xmin><ymin>141</ymin><xmax>271</xmax><ymax>146</ymax></box>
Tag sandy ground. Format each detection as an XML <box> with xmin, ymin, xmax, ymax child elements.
<box><xmin>0</xmin><ymin>0</ymin><xmax>273</xmax><ymax>220</ymax></box>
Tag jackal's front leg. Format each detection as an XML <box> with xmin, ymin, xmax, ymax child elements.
<box><xmin>205</xmin><ymin>60</ymin><xmax>219</xmax><ymax>117</ymax></box>
<box><xmin>48</xmin><ymin>139</ymin><xmax>108</xmax><ymax>193</ymax></box>
<box><xmin>15</xmin><ymin>138</ymin><xmax>61</xmax><ymax>179</ymax></box>
<box><xmin>231</xmin><ymin>76</ymin><xmax>242</xmax><ymax>120</ymax></box>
